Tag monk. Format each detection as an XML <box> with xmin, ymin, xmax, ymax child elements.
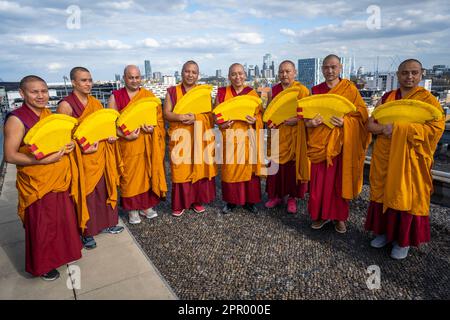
<box><xmin>108</xmin><ymin>65</ymin><xmax>167</xmax><ymax>224</ymax></box>
<box><xmin>264</xmin><ymin>60</ymin><xmax>310</xmax><ymax>214</ymax></box>
<box><xmin>305</xmin><ymin>54</ymin><xmax>370</xmax><ymax>233</ymax></box>
<box><xmin>214</xmin><ymin>63</ymin><xmax>263</xmax><ymax>214</ymax></box>
<box><xmin>3</xmin><ymin>75</ymin><xmax>85</xmax><ymax>280</ymax></box>
<box><xmin>163</xmin><ymin>60</ymin><xmax>217</xmax><ymax>216</ymax></box>
<box><xmin>365</xmin><ymin>59</ymin><xmax>445</xmax><ymax>259</ymax></box>
<box><xmin>58</xmin><ymin>67</ymin><xmax>123</xmax><ymax>249</ymax></box>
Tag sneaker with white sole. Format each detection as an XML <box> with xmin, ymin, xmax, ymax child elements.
<box><xmin>128</xmin><ymin>210</ymin><xmax>141</xmax><ymax>224</ymax></box>
<box><xmin>390</xmin><ymin>243</ymin><xmax>410</xmax><ymax>260</ymax></box>
<box><xmin>140</xmin><ymin>207</ymin><xmax>158</xmax><ymax>219</ymax></box>
<box><xmin>370</xmin><ymin>234</ymin><xmax>389</xmax><ymax>248</ymax></box>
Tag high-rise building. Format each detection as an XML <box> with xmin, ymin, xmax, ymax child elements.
<box><xmin>254</xmin><ymin>65</ymin><xmax>260</xmax><ymax>78</ymax></box>
<box><xmin>297</xmin><ymin>58</ymin><xmax>323</xmax><ymax>90</ymax></box>
<box><xmin>144</xmin><ymin>60</ymin><xmax>152</xmax><ymax>80</ymax></box>
<box><xmin>263</xmin><ymin>54</ymin><xmax>272</xmax><ymax>69</ymax></box>
<box><xmin>174</xmin><ymin>71</ymin><xmax>180</xmax><ymax>82</ymax></box>
<box><xmin>298</xmin><ymin>57</ymin><xmax>352</xmax><ymax>89</ymax></box>
<box><xmin>153</xmin><ymin>72</ymin><xmax>162</xmax><ymax>82</ymax></box>
<box><xmin>114</xmin><ymin>74</ymin><xmax>121</xmax><ymax>81</ymax></box>
<box><xmin>216</xmin><ymin>69</ymin><xmax>222</xmax><ymax>78</ymax></box>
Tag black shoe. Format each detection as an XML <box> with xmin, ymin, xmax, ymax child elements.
<box><xmin>243</xmin><ymin>203</ymin><xmax>258</xmax><ymax>214</ymax></box>
<box><xmin>102</xmin><ymin>225</ymin><xmax>124</xmax><ymax>234</ymax></box>
<box><xmin>222</xmin><ymin>203</ymin><xmax>236</xmax><ymax>214</ymax></box>
<box><xmin>41</xmin><ymin>269</ymin><xmax>60</xmax><ymax>281</ymax></box>
<box><xmin>82</xmin><ymin>236</ymin><xmax>97</xmax><ymax>250</ymax></box>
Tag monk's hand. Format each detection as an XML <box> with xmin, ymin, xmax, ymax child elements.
<box><xmin>330</xmin><ymin>116</ymin><xmax>344</xmax><ymax>127</ymax></box>
<box><xmin>219</xmin><ymin>120</ymin><xmax>234</xmax><ymax>129</ymax></box>
<box><xmin>181</xmin><ymin>113</ymin><xmax>195</xmax><ymax>125</ymax></box>
<box><xmin>107</xmin><ymin>136</ymin><xmax>118</xmax><ymax>144</ymax></box>
<box><xmin>83</xmin><ymin>142</ymin><xmax>99</xmax><ymax>154</ymax></box>
<box><xmin>284</xmin><ymin>116</ymin><xmax>298</xmax><ymax>126</ymax></box>
<box><xmin>124</xmin><ymin>128</ymin><xmax>140</xmax><ymax>141</ymax></box>
<box><xmin>308</xmin><ymin>114</ymin><xmax>323</xmax><ymax>127</ymax></box>
<box><xmin>246</xmin><ymin>115</ymin><xmax>256</xmax><ymax>125</ymax></box>
<box><xmin>64</xmin><ymin>141</ymin><xmax>75</xmax><ymax>154</ymax></box>
<box><xmin>41</xmin><ymin>148</ymin><xmax>65</xmax><ymax>164</ymax></box>
<box><xmin>141</xmin><ymin>124</ymin><xmax>154</xmax><ymax>134</ymax></box>
<box><xmin>382</xmin><ymin>123</ymin><xmax>393</xmax><ymax>138</ymax></box>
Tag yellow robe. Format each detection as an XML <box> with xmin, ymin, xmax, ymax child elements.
<box><xmin>16</xmin><ymin>108</ymin><xmax>89</xmax><ymax>230</ymax></box>
<box><xmin>117</xmin><ymin>88</ymin><xmax>167</xmax><ymax>199</ymax></box>
<box><xmin>369</xmin><ymin>87</ymin><xmax>445</xmax><ymax>216</ymax></box>
<box><xmin>266</xmin><ymin>81</ymin><xmax>311</xmax><ymax>183</ymax></box>
<box><xmin>306</xmin><ymin>79</ymin><xmax>370</xmax><ymax>200</ymax></box>
<box><xmin>168</xmin><ymin>84</ymin><xmax>217</xmax><ymax>183</ymax></box>
<box><xmin>76</xmin><ymin>96</ymin><xmax>123</xmax><ymax>215</ymax></box>
<box><xmin>219</xmin><ymin>86</ymin><xmax>264</xmax><ymax>183</ymax></box>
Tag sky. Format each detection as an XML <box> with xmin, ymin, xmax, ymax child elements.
<box><xmin>0</xmin><ymin>0</ymin><xmax>449</xmax><ymax>82</ymax></box>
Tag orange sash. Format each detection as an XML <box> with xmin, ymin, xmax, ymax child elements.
<box><xmin>16</xmin><ymin>108</ymin><xmax>89</xmax><ymax>230</ymax></box>
<box><xmin>307</xmin><ymin>79</ymin><xmax>370</xmax><ymax>199</ymax></box>
<box><xmin>370</xmin><ymin>87</ymin><xmax>445</xmax><ymax>216</ymax></box>
<box><xmin>168</xmin><ymin>84</ymin><xmax>217</xmax><ymax>183</ymax></box>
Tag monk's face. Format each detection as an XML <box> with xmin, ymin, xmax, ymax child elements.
<box><xmin>397</xmin><ymin>61</ymin><xmax>422</xmax><ymax>89</ymax></box>
<box><xmin>124</xmin><ymin>67</ymin><xmax>141</xmax><ymax>92</ymax></box>
<box><xmin>19</xmin><ymin>80</ymin><xmax>49</xmax><ymax>109</ymax></box>
<box><xmin>72</xmin><ymin>71</ymin><xmax>93</xmax><ymax>95</ymax></box>
<box><xmin>322</xmin><ymin>57</ymin><xmax>341</xmax><ymax>82</ymax></box>
<box><xmin>182</xmin><ymin>63</ymin><xmax>199</xmax><ymax>86</ymax></box>
<box><xmin>278</xmin><ymin>63</ymin><xmax>296</xmax><ymax>86</ymax></box>
<box><xmin>228</xmin><ymin>65</ymin><xmax>246</xmax><ymax>88</ymax></box>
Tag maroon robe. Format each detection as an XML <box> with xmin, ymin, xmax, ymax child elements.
<box><xmin>8</xmin><ymin>104</ymin><xmax>82</xmax><ymax>276</ymax></box>
<box><xmin>60</xmin><ymin>93</ymin><xmax>118</xmax><ymax>237</ymax></box>
<box><xmin>216</xmin><ymin>86</ymin><xmax>261</xmax><ymax>205</ymax></box>
<box><xmin>265</xmin><ymin>83</ymin><xmax>308</xmax><ymax>200</ymax></box>
<box><xmin>365</xmin><ymin>89</ymin><xmax>430</xmax><ymax>247</ymax></box>
<box><xmin>167</xmin><ymin>85</ymin><xmax>216</xmax><ymax>211</ymax></box>
<box><xmin>307</xmin><ymin>82</ymin><xmax>349</xmax><ymax>221</ymax></box>
<box><xmin>113</xmin><ymin>88</ymin><xmax>160</xmax><ymax>211</ymax></box>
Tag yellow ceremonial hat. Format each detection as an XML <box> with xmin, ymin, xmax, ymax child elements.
<box><xmin>263</xmin><ymin>86</ymin><xmax>301</xmax><ymax>128</ymax></box>
<box><xmin>213</xmin><ymin>95</ymin><xmax>261</xmax><ymax>124</ymax></box>
<box><xmin>371</xmin><ymin>99</ymin><xmax>443</xmax><ymax>124</ymax></box>
<box><xmin>172</xmin><ymin>85</ymin><xmax>213</xmax><ymax>114</ymax></box>
<box><xmin>117</xmin><ymin>97</ymin><xmax>161</xmax><ymax>135</ymax></box>
<box><xmin>73</xmin><ymin>108</ymin><xmax>120</xmax><ymax>151</ymax></box>
<box><xmin>297</xmin><ymin>94</ymin><xmax>356</xmax><ymax>129</ymax></box>
<box><xmin>23</xmin><ymin>114</ymin><xmax>78</xmax><ymax>160</ymax></box>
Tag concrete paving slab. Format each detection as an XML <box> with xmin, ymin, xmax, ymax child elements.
<box><xmin>0</xmin><ymin>265</ymin><xmax>74</xmax><ymax>300</ymax></box>
<box><xmin>0</xmin><ymin>241</ymin><xmax>25</xmax><ymax>277</ymax></box>
<box><xmin>0</xmin><ymin>220</ymin><xmax>24</xmax><ymax>246</ymax></box>
<box><xmin>77</xmin><ymin>271</ymin><xmax>176</xmax><ymax>300</ymax></box>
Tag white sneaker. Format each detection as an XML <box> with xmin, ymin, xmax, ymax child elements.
<box><xmin>390</xmin><ymin>243</ymin><xmax>410</xmax><ymax>260</ymax></box>
<box><xmin>140</xmin><ymin>207</ymin><xmax>158</xmax><ymax>219</ymax></box>
<box><xmin>128</xmin><ymin>210</ymin><xmax>141</xmax><ymax>224</ymax></box>
<box><xmin>370</xmin><ymin>234</ymin><xmax>389</xmax><ymax>248</ymax></box>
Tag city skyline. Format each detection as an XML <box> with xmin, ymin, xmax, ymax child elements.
<box><xmin>1</xmin><ymin>1</ymin><xmax>450</xmax><ymax>82</ymax></box>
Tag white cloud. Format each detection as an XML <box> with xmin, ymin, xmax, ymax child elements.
<box><xmin>97</xmin><ymin>1</ymin><xmax>134</xmax><ymax>10</ymax></box>
<box><xmin>140</xmin><ymin>38</ymin><xmax>160</xmax><ymax>48</ymax></box>
<box><xmin>230</xmin><ymin>33</ymin><xmax>264</xmax><ymax>45</ymax></box>
<box><xmin>47</xmin><ymin>62</ymin><xmax>63</xmax><ymax>72</ymax></box>
<box><xmin>280</xmin><ymin>28</ymin><xmax>296</xmax><ymax>36</ymax></box>
<box><xmin>18</xmin><ymin>34</ymin><xmax>60</xmax><ymax>45</ymax></box>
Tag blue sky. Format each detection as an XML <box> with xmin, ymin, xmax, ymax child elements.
<box><xmin>0</xmin><ymin>0</ymin><xmax>449</xmax><ymax>82</ymax></box>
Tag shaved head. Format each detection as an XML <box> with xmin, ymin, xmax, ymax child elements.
<box><xmin>123</xmin><ymin>65</ymin><xmax>141</xmax><ymax>76</ymax></box>
<box><xmin>279</xmin><ymin>60</ymin><xmax>296</xmax><ymax>71</ymax></box>
<box><xmin>323</xmin><ymin>54</ymin><xmax>341</xmax><ymax>65</ymax></box>
<box><xmin>182</xmin><ymin>60</ymin><xmax>199</xmax><ymax>73</ymax></box>
<box><xmin>70</xmin><ymin>66</ymin><xmax>90</xmax><ymax>81</ymax></box>
<box><xmin>398</xmin><ymin>59</ymin><xmax>423</xmax><ymax>71</ymax></box>
<box><xmin>228</xmin><ymin>63</ymin><xmax>245</xmax><ymax>75</ymax></box>
<box><xmin>19</xmin><ymin>75</ymin><xmax>47</xmax><ymax>91</ymax></box>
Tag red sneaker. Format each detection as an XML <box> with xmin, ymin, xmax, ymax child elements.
<box><xmin>264</xmin><ymin>198</ymin><xmax>282</xmax><ymax>208</ymax></box>
<box><xmin>172</xmin><ymin>209</ymin><xmax>185</xmax><ymax>217</ymax></box>
<box><xmin>287</xmin><ymin>197</ymin><xmax>297</xmax><ymax>214</ymax></box>
<box><xmin>191</xmin><ymin>203</ymin><xmax>206</xmax><ymax>213</ymax></box>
